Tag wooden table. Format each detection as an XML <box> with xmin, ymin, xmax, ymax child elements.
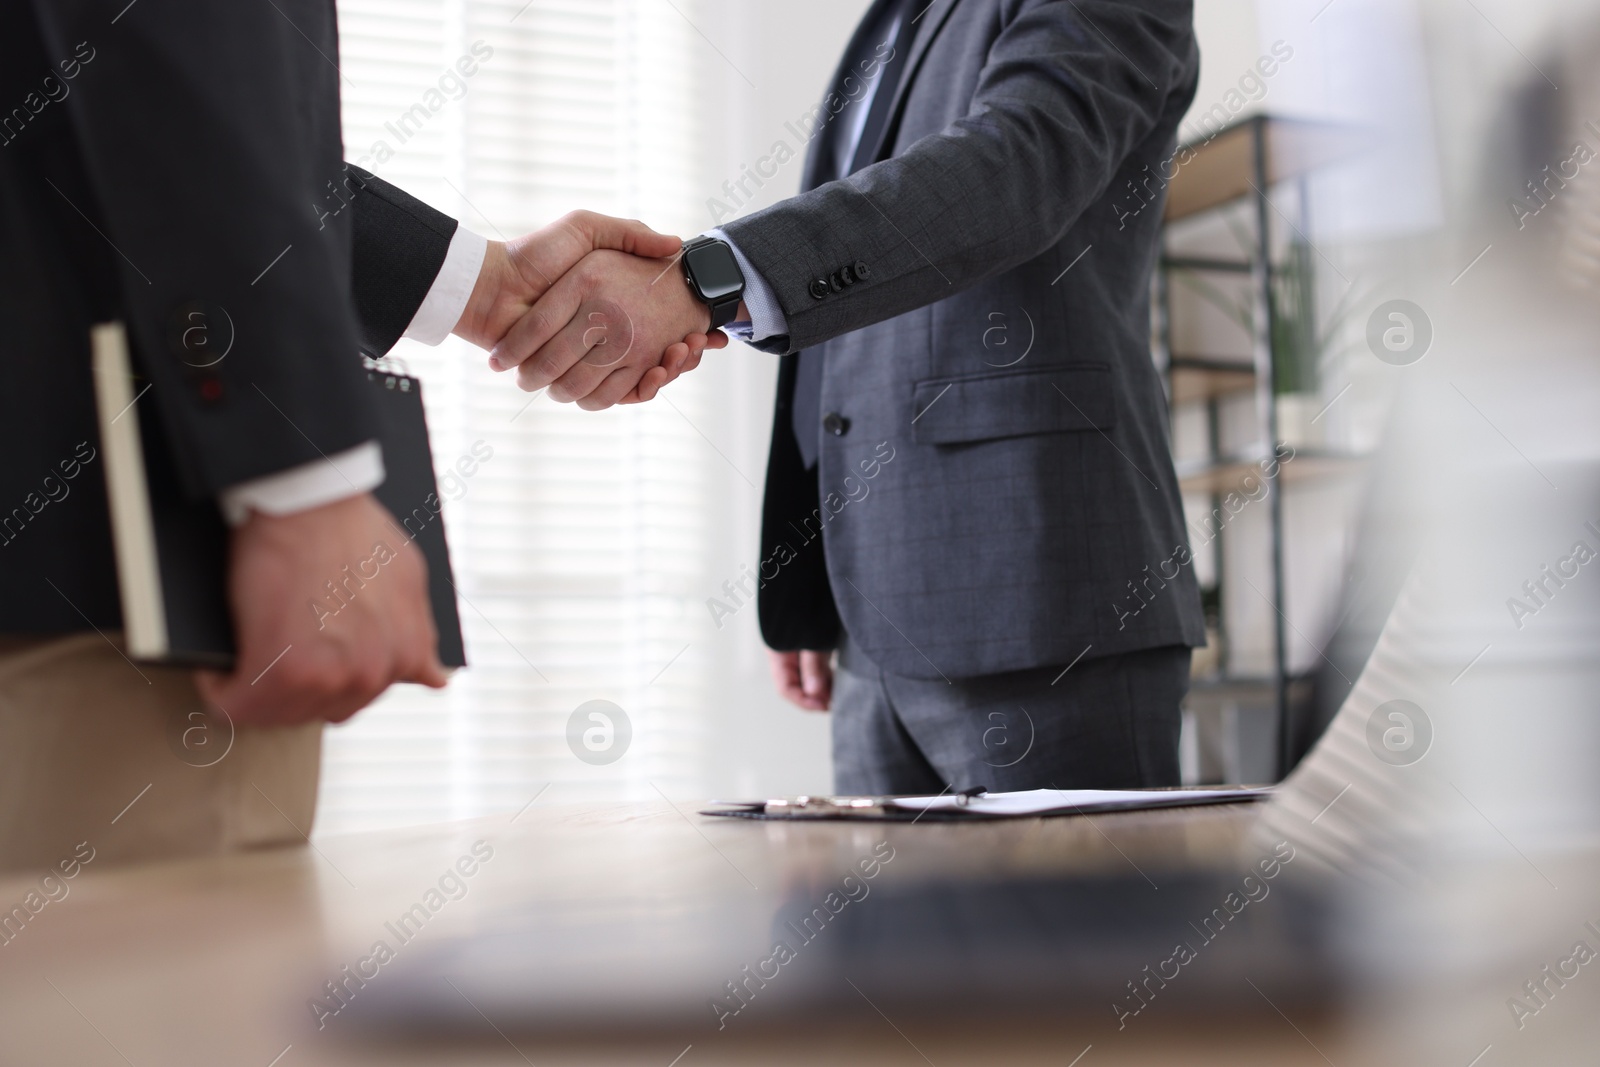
<box><xmin>0</xmin><ymin>798</ymin><xmax>1587</xmax><ymax>1065</ymax></box>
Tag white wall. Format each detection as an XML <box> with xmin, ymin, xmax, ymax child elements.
<box><xmin>663</xmin><ymin>1</ymin><xmax>875</xmax><ymax>799</ymax></box>
<box><xmin>1187</xmin><ymin>0</ymin><xmax>1263</xmax><ymax>138</ymax></box>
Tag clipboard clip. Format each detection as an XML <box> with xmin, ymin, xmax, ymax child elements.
<box><xmin>702</xmin><ymin>784</ymin><xmax>990</xmax><ymax>819</ymax></box>
<box><xmin>700</xmin><ymin>794</ymin><xmax>898</xmax><ymax>818</ymax></box>
<box><xmin>766</xmin><ymin>794</ymin><xmax>895</xmax><ymax>816</ymax></box>
<box><xmin>953</xmin><ymin>785</ymin><xmax>989</xmax><ymax>807</ymax></box>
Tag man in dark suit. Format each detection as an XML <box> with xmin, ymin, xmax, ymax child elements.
<box><xmin>496</xmin><ymin>0</ymin><xmax>1207</xmax><ymax>792</ymax></box>
<box><xmin>0</xmin><ymin>0</ymin><xmax>687</xmax><ymax>869</ymax></box>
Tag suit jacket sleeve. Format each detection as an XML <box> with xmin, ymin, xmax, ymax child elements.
<box><xmin>721</xmin><ymin>0</ymin><xmax>1196</xmax><ymax>354</ymax></box>
<box><xmin>26</xmin><ymin>1</ymin><xmax>447</xmax><ymax>497</ymax></box>
<box><xmin>347</xmin><ymin>166</ymin><xmax>458</xmax><ymax>356</ymax></box>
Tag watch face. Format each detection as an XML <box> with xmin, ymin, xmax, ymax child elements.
<box><xmin>685</xmin><ymin>242</ymin><xmax>745</xmax><ymax>302</ymax></box>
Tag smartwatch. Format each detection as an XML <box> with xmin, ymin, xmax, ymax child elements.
<box><xmin>681</xmin><ymin>236</ymin><xmax>747</xmax><ymax>331</ymax></box>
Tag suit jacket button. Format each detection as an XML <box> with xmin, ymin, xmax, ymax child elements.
<box><xmin>809</xmin><ymin>278</ymin><xmax>831</xmax><ymax>300</ymax></box>
<box><xmin>853</xmin><ymin>261</ymin><xmax>871</xmax><ymax>279</ymax></box>
<box><xmin>829</xmin><ymin>271</ymin><xmax>846</xmax><ymax>293</ymax></box>
<box><xmin>840</xmin><ymin>264</ymin><xmax>857</xmax><ymax>285</ymax></box>
<box><xmin>822</xmin><ymin>412</ymin><xmax>850</xmax><ymax>437</ymax></box>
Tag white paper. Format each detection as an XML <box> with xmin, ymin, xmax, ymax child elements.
<box><xmin>887</xmin><ymin>786</ymin><xmax>1270</xmax><ymax>816</ymax></box>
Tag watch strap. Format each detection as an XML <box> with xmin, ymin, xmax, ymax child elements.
<box><xmin>706</xmin><ymin>295</ymin><xmax>741</xmax><ymax>331</ymax></box>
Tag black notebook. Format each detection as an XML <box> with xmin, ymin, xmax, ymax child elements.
<box><xmin>91</xmin><ymin>321</ymin><xmax>466</xmax><ymax>671</ymax></box>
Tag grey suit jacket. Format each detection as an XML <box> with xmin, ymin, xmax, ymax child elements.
<box><xmin>723</xmin><ymin>0</ymin><xmax>1206</xmax><ymax>680</ymax></box>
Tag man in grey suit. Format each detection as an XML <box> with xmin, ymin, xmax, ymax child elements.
<box><xmin>496</xmin><ymin>0</ymin><xmax>1206</xmax><ymax>792</ymax></box>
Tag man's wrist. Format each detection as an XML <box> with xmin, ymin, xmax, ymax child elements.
<box><xmin>674</xmin><ymin>267</ymin><xmax>714</xmax><ymax>334</ymax></box>
<box><xmin>705</xmin><ymin>230</ymin><xmax>785</xmax><ymax>342</ymax></box>
<box><xmin>403</xmin><ymin>228</ymin><xmax>488</xmax><ymax>347</ymax></box>
<box><xmin>219</xmin><ymin>441</ymin><xmax>385</xmax><ymax>526</ymax></box>
<box><xmin>680</xmin><ymin>236</ymin><xmax>746</xmax><ymax>331</ymax></box>
<box><xmin>452</xmin><ymin>239</ymin><xmax>507</xmax><ymax>348</ymax></box>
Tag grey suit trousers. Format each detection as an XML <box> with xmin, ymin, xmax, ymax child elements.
<box><xmin>831</xmin><ymin>633</ymin><xmax>1190</xmax><ymax>794</ymax></box>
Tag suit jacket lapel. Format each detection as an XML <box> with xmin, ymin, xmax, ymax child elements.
<box><xmin>860</xmin><ymin>0</ymin><xmax>962</xmax><ymax>169</ymax></box>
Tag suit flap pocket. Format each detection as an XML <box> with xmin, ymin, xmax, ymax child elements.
<box><xmin>911</xmin><ymin>365</ymin><xmax>1115</xmax><ymax>446</ymax></box>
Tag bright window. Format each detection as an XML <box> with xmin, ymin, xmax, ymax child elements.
<box><xmin>318</xmin><ymin>0</ymin><xmax>717</xmax><ymax>835</ymax></box>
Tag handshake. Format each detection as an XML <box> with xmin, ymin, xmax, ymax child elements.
<box><xmin>196</xmin><ymin>212</ymin><xmax>735</xmax><ymax>729</ymax></box>
<box><xmin>451</xmin><ymin>211</ymin><xmax>734</xmax><ymax>408</ymax></box>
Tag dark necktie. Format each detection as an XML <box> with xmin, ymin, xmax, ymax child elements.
<box><xmin>790</xmin><ymin>0</ymin><xmax>921</xmax><ymax>470</ymax></box>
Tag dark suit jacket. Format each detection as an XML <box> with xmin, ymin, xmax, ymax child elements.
<box><xmin>0</xmin><ymin>0</ymin><xmax>455</xmax><ymax>634</ymax></box>
<box><xmin>723</xmin><ymin>0</ymin><xmax>1207</xmax><ymax>680</ymax></box>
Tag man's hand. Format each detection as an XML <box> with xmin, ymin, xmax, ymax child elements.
<box><xmin>488</xmin><ymin>248</ymin><xmax>727</xmax><ymax>411</ymax></box>
<box><xmin>195</xmin><ymin>494</ymin><xmax>448</xmax><ymax>728</ymax></box>
<box><xmin>769</xmin><ymin>650</ymin><xmax>834</xmax><ymax>712</ymax></box>
<box><xmin>453</xmin><ymin>211</ymin><xmax>680</xmax><ymax>349</ymax></box>
<box><xmin>452</xmin><ymin>211</ymin><xmax>714</xmax><ymax>404</ymax></box>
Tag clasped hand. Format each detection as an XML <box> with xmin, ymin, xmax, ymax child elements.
<box><xmin>456</xmin><ymin>211</ymin><xmax>728</xmax><ymax>409</ymax></box>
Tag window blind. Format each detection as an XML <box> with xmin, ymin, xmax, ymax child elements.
<box><xmin>318</xmin><ymin>0</ymin><xmax>714</xmax><ymax>836</ymax></box>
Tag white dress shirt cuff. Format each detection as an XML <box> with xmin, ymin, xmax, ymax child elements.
<box><xmin>706</xmin><ymin>228</ymin><xmax>788</xmax><ymax>343</ymax></box>
<box><xmin>402</xmin><ymin>227</ymin><xmax>489</xmax><ymax>346</ymax></box>
<box><xmin>219</xmin><ymin>441</ymin><xmax>386</xmax><ymax>526</ymax></box>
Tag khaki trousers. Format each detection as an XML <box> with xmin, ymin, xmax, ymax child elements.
<box><xmin>0</xmin><ymin>634</ymin><xmax>322</xmax><ymax>874</ymax></box>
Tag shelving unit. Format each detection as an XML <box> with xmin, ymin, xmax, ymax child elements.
<box><xmin>1156</xmin><ymin>115</ymin><xmax>1363</xmax><ymax>780</ymax></box>
<box><xmin>1174</xmin><ymin>450</ymin><xmax>1365</xmax><ymax>496</ymax></box>
<box><xmin>1166</xmin><ymin>355</ymin><xmax>1257</xmax><ymax>407</ymax></box>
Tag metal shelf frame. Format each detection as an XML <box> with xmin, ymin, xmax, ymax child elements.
<box><xmin>1156</xmin><ymin>114</ymin><xmax>1352</xmax><ymax>780</ymax></box>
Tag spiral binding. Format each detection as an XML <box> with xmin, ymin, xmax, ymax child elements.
<box><xmin>362</xmin><ymin>354</ymin><xmax>415</xmax><ymax>391</ymax></box>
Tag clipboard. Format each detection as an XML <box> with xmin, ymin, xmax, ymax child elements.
<box><xmin>701</xmin><ymin>785</ymin><xmax>1273</xmax><ymax>821</ymax></box>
